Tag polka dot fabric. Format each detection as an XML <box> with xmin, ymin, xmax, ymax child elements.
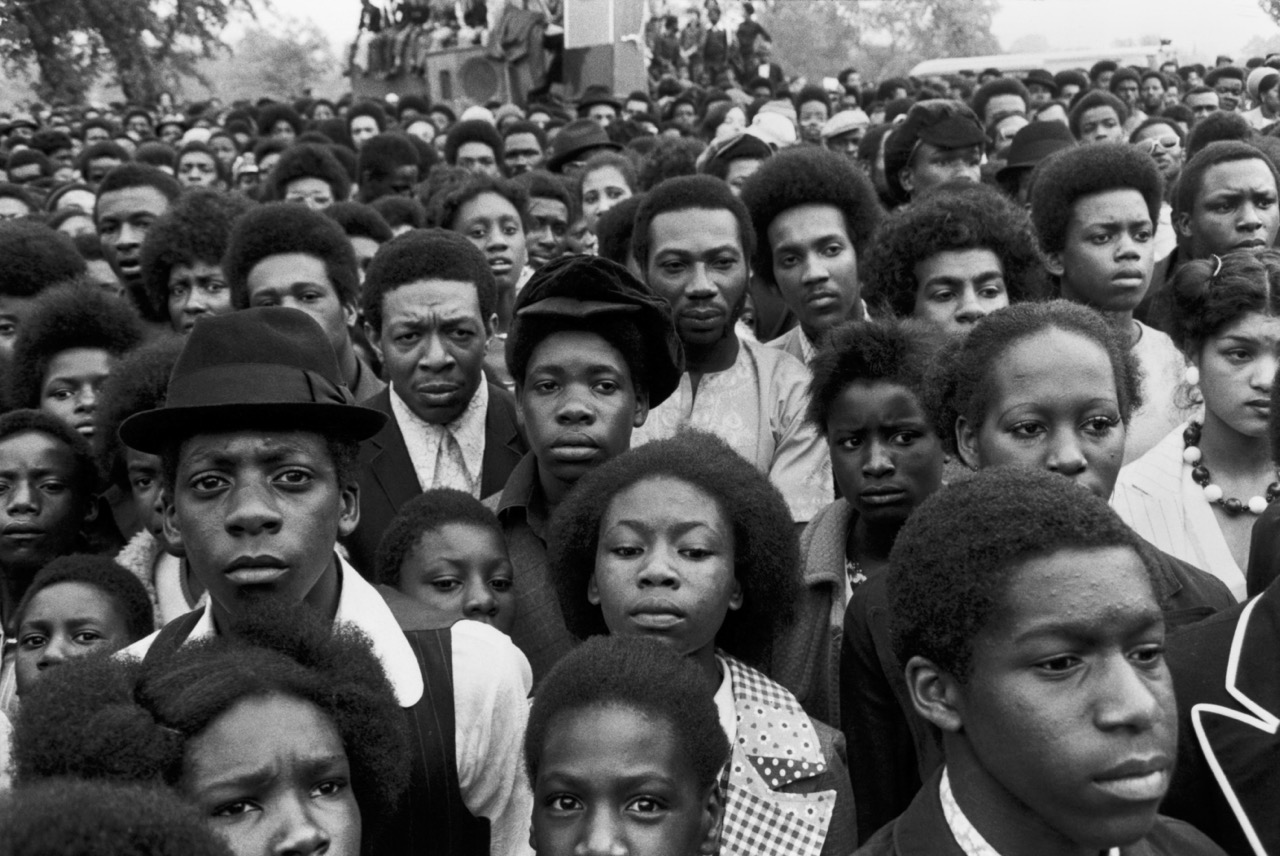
<box><xmin>718</xmin><ymin>654</ymin><xmax>835</xmax><ymax>856</ymax></box>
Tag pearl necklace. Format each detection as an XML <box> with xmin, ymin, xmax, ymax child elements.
<box><xmin>1182</xmin><ymin>421</ymin><xmax>1280</xmax><ymax>516</ymax></box>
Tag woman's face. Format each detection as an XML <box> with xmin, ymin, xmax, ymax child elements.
<box><xmin>589</xmin><ymin>477</ymin><xmax>741</xmax><ymax>671</ymax></box>
<box><xmin>1194</xmin><ymin>310</ymin><xmax>1280</xmax><ymax>440</ymax></box>
<box><xmin>715</xmin><ymin>107</ymin><xmax>747</xmax><ymax>141</ymax></box>
<box><xmin>182</xmin><ymin>693</ymin><xmax>361</xmax><ymax>856</ymax></box>
<box><xmin>581</xmin><ymin>165</ymin><xmax>632</xmax><ymax>233</ymax></box>
<box><xmin>958</xmin><ymin>328</ymin><xmax>1126</xmax><ymax>499</ymax></box>
<box><xmin>1132</xmin><ymin>123</ymin><xmax>1183</xmax><ymax>177</ymax></box>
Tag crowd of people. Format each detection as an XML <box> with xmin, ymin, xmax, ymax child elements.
<box><xmin>6</xmin><ymin>10</ymin><xmax>1280</xmax><ymax>856</ymax></box>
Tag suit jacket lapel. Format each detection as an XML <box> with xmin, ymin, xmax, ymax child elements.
<box><xmin>364</xmin><ymin>389</ymin><xmax>422</xmax><ymax>509</ymax></box>
<box><xmin>479</xmin><ymin>384</ymin><xmax>525</xmax><ymax>498</ymax></box>
<box><xmin>1191</xmin><ymin>588</ymin><xmax>1280</xmax><ymax>856</ymax></box>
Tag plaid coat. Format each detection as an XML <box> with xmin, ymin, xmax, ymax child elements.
<box><xmin>721</xmin><ymin>654</ymin><xmax>858</xmax><ymax>856</ymax></box>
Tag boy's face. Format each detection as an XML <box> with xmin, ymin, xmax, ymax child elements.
<box><xmin>912</xmin><ymin>248</ymin><xmax>1009</xmax><ymax>335</ymax></box>
<box><xmin>901</xmin><ymin>142</ymin><xmax>982</xmax><ymax>198</ymax></box>
<box><xmin>1177</xmin><ymin>158</ymin><xmax>1280</xmax><ymax>259</ymax></box>
<box><xmin>1048</xmin><ymin>188</ymin><xmax>1154</xmax><ymax>315</ymax></box>
<box><xmin>938</xmin><ymin>546</ymin><xmax>1174</xmax><ymax>851</ymax></box>
<box><xmin>125</xmin><ymin>448</ymin><xmax>165</xmax><ymax>541</ymax></box>
<box><xmin>645</xmin><ymin>208</ymin><xmax>748</xmax><ymax>350</ymax></box>
<box><xmin>1078</xmin><ymin>106</ymin><xmax>1124</xmax><ymax>144</ymax></box>
<box><xmin>397</xmin><ymin>522</ymin><xmax>515</xmax><ymax>634</ymax></box>
<box><xmin>518</xmin><ymin>330</ymin><xmax>648</xmax><ymax>495</ymax></box>
<box><xmin>370</xmin><ymin>279</ymin><xmax>492</xmax><ymax>426</ymax></box>
<box><xmin>0</xmin><ymin>431</ymin><xmax>88</xmax><ymax>578</ymax></box>
<box><xmin>15</xmin><ymin>581</ymin><xmax>133</xmax><ymax>697</ymax></box>
<box><xmin>767</xmin><ymin>203</ymin><xmax>861</xmax><ymax>342</ymax></box>
<box><xmin>525</xmin><ymin>197</ymin><xmax>570</xmax><ymax>270</ymax></box>
<box><xmin>96</xmin><ymin>184</ymin><xmax>171</xmax><ymax>291</ymax></box>
<box><xmin>456</xmin><ymin>191</ymin><xmax>529</xmax><ymax>292</ymax></box>
<box><xmin>826</xmin><ymin>381</ymin><xmax>943</xmax><ymax>526</ymax></box>
<box><xmin>164</xmin><ymin>430</ymin><xmax>359</xmax><ymax>622</ymax></box>
<box><xmin>532</xmin><ymin>704</ymin><xmax>723</xmax><ymax>856</ymax></box>
<box><xmin>40</xmin><ymin>347</ymin><xmax>113</xmax><ymax>441</ymax></box>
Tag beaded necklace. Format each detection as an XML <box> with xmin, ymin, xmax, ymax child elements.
<box><xmin>1182</xmin><ymin>421</ymin><xmax>1280</xmax><ymax>516</ymax></box>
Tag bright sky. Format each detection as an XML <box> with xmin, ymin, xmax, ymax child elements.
<box><xmin>273</xmin><ymin>0</ymin><xmax>1280</xmax><ymax>60</ymax></box>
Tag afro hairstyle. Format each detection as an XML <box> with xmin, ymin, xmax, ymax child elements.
<box><xmin>77</xmin><ymin>142</ymin><xmax>130</xmax><ymax>178</ymax></box>
<box><xmin>429</xmin><ymin>172</ymin><xmax>530</xmax><ymax>234</ymax></box>
<box><xmin>347</xmin><ymin>100</ymin><xmax>389</xmax><ymax>135</ymax></box>
<box><xmin>223</xmin><ymin>202</ymin><xmax>360</xmax><ymax>308</ymax></box>
<box><xmin>29</xmin><ymin>129</ymin><xmax>72</xmax><ymax>157</ymax></box>
<box><xmin>0</xmin><ymin>779</ymin><xmax>234</xmax><ymax>856</ymax></box>
<box><xmin>502</xmin><ymin>119</ymin><xmax>548</xmax><ymax>151</ymax></box>
<box><xmin>1186</xmin><ymin>109</ymin><xmax>1254</xmax><ymax>159</ymax></box>
<box><xmin>862</xmin><ymin>181</ymin><xmax>1046</xmax><ymax>319</ymax></box>
<box><xmin>264</xmin><ymin>142</ymin><xmax>352</xmax><ymax>203</ymax></box>
<box><xmin>257</xmin><ymin>103</ymin><xmax>304</xmax><ymax>137</ymax></box>
<box><xmin>516</xmin><ymin>169</ymin><xmax>574</xmax><ymax>213</ymax></box>
<box><xmin>1173</xmin><ymin>141</ymin><xmax>1280</xmax><ymax>241</ymax></box>
<box><xmin>9</xmin><ymin>283</ymin><xmax>145</xmax><ymax>411</ymax></box>
<box><xmin>595</xmin><ymin>193</ymin><xmax>645</xmax><ymax>266</ymax></box>
<box><xmin>524</xmin><ymin>635</ymin><xmax>729</xmax><ymax>790</ymax></box>
<box><xmin>0</xmin><ymin>182</ymin><xmax>39</xmax><ymax>215</ymax></box>
<box><xmin>1168</xmin><ymin>249</ymin><xmax>1280</xmax><ymax>353</ymax></box>
<box><xmin>444</xmin><ymin>119</ymin><xmax>505</xmax><ymax>166</ymax></box>
<box><xmin>547</xmin><ymin>430</ymin><xmax>799</xmax><ymax>667</ymax></box>
<box><xmin>13</xmin><ymin>553</ymin><xmax>154</xmax><ymax>642</ymax></box>
<box><xmin>1067</xmin><ymin>90</ymin><xmax>1130</xmax><ymax>140</ymax></box>
<box><xmin>251</xmin><ymin>137</ymin><xmax>289</xmax><ymax>166</ymax></box>
<box><xmin>738</xmin><ymin>145</ymin><xmax>882</xmax><ymax>288</ymax></box>
<box><xmin>371</xmin><ymin>194</ymin><xmax>428</xmax><ymax>231</ymax></box>
<box><xmin>0</xmin><ymin>220</ymin><xmax>87</xmax><ymax>298</ymax></box>
<box><xmin>888</xmin><ymin>466</ymin><xmax>1164</xmax><ymax>681</ymax></box>
<box><xmin>93</xmin><ymin>163</ymin><xmax>180</xmax><ymax>220</ymax></box>
<box><xmin>94</xmin><ymin>337</ymin><xmax>184</xmax><ymax>489</ymax></box>
<box><xmin>6</xmin><ymin>149</ymin><xmax>51</xmax><ymax>179</ymax></box>
<box><xmin>175</xmin><ymin>141</ymin><xmax>228</xmax><ymax>186</ymax></box>
<box><xmin>637</xmin><ymin>136</ymin><xmax>704</xmax><ymax>191</ymax></box>
<box><xmin>0</xmin><ymin>409</ymin><xmax>98</xmax><ymax>497</ymax></box>
<box><xmin>11</xmin><ymin>603</ymin><xmax>410</xmax><ymax>856</ymax></box>
<box><xmin>631</xmin><ymin>174</ymin><xmax>755</xmax><ymax>272</ymax></box>
<box><xmin>1028</xmin><ymin>143</ymin><xmax>1163</xmax><ymax>256</ymax></box>
<box><xmin>374</xmin><ymin>487</ymin><xmax>505</xmax><ymax>585</ymax></box>
<box><xmin>357</xmin><ymin>132</ymin><xmax>420</xmax><ymax>180</ymax></box>
<box><xmin>325</xmin><ymin>200</ymin><xmax>394</xmax><ymax>243</ymax></box>
<box><xmin>923</xmin><ymin>300</ymin><xmax>1142</xmax><ymax>456</ymax></box>
<box><xmin>971</xmin><ymin>77</ymin><xmax>1031</xmax><ymax>122</ymax></box>
<box><xmin>793</xmin><ymin>84</ymin><xmax>831</xmax><ymax>113</ymax></box>
<box><xmin>139</xmin><ymin>189</ymin><xmax>254</xmax><ymax>312</ymax></box>
<box><xmin>133</xmin><ymin>143</ymin><xmax>176</xmax><ymax>172</ymax></box>
<box><xmin>806</xmin><ymin>318</ymin><xmax>944</xmax><ymax>433</ymax></box>
<box><xmin>361</xmin><ymin>227</ymin><xmax>496</xmax><ymax>335</ymax></box>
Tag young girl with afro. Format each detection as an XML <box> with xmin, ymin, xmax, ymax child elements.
<box><xmin>8</xmin><ymin>281</ymin><xmax>145</xmax><ymax>444</ymax></box>
<box><xmin>843</xmin><ymin>300</ymin><xmax>1236</xmax><ymax>839</ymax></box>
<box><xmin>12</xmin><ymin>605</ymin><xmax>410</xmax><ymax>856</ymax></box>
<box><xmin>546</xmin><ymin>430</ymin><xmax>857</xmax><ymax>856</ymax></box>
<box><xmin>525</xmin><ymin>635</ymin><xmax>729</xmax><ymax>856</ymax></box>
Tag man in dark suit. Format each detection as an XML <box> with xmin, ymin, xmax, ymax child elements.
<box><xmin>346</xmin><ymin>229</ymin><xmax>526</xmax><ymax>576</ymax></box>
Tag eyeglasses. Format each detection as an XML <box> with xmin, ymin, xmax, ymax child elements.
<box><xmin>1133</xmin><ymin>135</ymin><xmax>1180</xmax><ymax>154</ymax></box>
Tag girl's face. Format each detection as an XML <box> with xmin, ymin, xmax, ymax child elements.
<box><xmin>589</xmin><ymin>477</ymin><xmax>741</xmax><ymax>673</ymax></box>
<box><xmin>397</xmin><ymin>523</ymin><xmax>515</xmax><ymax>633</ymax></box>
<box><xmin>41</xmin><ymin>347</ymin><xmax>113</xmax><ymax>440</ymax></box>
<box><xmin>826</xmin><ymin>381</ymin><xmax>944</xmax><ymax>527</ymax></box>
<box><xmin>581</xmin><ymin>166</ymin><xmax>632</xmax><ymax>234</ymax></box>
<box><xmin>957</xmin><ymin>328</ymin><xmax>1126</xmax><ymax>499</ymax></box>
<box><xmin>15</xmin><ymin>581</ymin><xmax>132</xmax><ymax>697</ymax></box>
<box><xmin>1194</xmin><ymin>310</ymin><xmax>1280</xmax><ymax>440</ymax></box>
<box><xmin>182</xmin><ymin>693</ymin><xmax>361</xmax><ymax>856</ymax></box>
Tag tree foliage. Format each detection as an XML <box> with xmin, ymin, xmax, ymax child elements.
<box><xmin>0</xmin><ymin>0</ymin><xmax>255</xmax><ymax>105</ymax></box>
<box><xmin>760</xmin><ymin>0</ymin><xmax>1002</xmax><ymax>84</ymax></box>
<box><xmin>194</xmin><ymin>21</ymin><xmax>343</xmax><ymax>102</ymax></box>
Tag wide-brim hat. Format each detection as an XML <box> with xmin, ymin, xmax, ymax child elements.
<box><xmin>577</xmin><ymin>84</ymin><xmax>624</xmax><ymax>115</ymax></box>
<box><xmin>506</xmin><ymin>255</ymin><xmax>684</xmax><ymax>407</ymax></box>
<box><xmin>546</xmin><ymin>118</ymin><xmax>622</xmax><ymax>172</ymax></box>
<box><xmin>1021</xmin><ymin>69</ymin><xmax>1059</xmax><ymax>95</ymax></box>
<box><xmin>120</xmin><ymin>307</ymin><xmax>386</xmax><ymax>453</ymax></box>
<box><xmin>995</xmin><ymin>120</ymin><xmax>1076</xmax><ymax>182</ymax></box>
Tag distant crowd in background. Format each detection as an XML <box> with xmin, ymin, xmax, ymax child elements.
<box><xmin>7</xmin><ymin>10</ymin><xmax>1280</xmax><ymax>856</ymax></box>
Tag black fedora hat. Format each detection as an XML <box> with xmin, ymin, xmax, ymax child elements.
<box><xmin>545</xmin><ymin>118</ymin><xmax>623</xmax><ymax>172</ymax></box>
<box><xmin>577</xmin><ymin>84</ymin><xmax>624</xmax><ymax>115</ymax></box>
<box><xmin>507</xmin><ymin>255</ymin><xmax>684</xmax><ymax>407</ymax></box>
<box><xmin>995</xmin><ymin>120</ymin><xmax>1076</xmax><ymax>182</ymax></box>
<box><xmin>1021</xmin><ymin>68</ymin><xmax>1059</xmax><ymax>96</ymax></box>
<box><xmin>119</xmin><ymin>307</ymin><xmax>386</xmax><ymax>453</ymax></box>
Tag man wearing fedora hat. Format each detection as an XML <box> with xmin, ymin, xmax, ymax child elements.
<box><xmin>487</xmin><ymin>254</ymin><xmax>684</xmax><ymax>679</ymax></box>
<box><xmin>544</xmin><ymin>118</ymin><xmax>622</xmax><ymax>175</ymax></box>
<box><xmin>576</xmin><ymin>84</ymin><xmax>622</xmax><ymax>128</ymax></box>
<box><xmin>120</xmin><ymin>306</ymin><xmax>534</xmax><ymax>856</ymax></box>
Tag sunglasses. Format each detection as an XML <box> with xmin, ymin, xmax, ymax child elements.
<box><xmin>1133</xmin><ymin>135</ymin><xmax>1180</xmax><ymax>154</ymax></box>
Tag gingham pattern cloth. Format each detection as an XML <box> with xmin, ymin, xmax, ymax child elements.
<box><xmin>718</xmin><ymin>654</ymin><xmax>835</xmax><ymax>856</ymax></box>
